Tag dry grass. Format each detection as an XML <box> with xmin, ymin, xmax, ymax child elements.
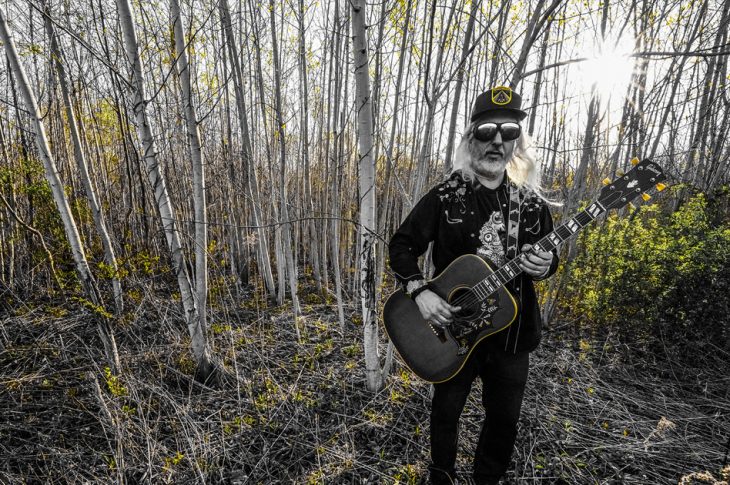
<box><xmin>0</xmin><ymin>287</ymin><xmax>727</xmax><ymax>484</ymax></box>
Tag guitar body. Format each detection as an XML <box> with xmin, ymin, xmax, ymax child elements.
<box><xmin>383</xmin><ymin>254</ymin><xmax>519</xmax><ymax>383</ymax></box>
<box><xmin>383</xmin><ymin>159</ymin><xmax>667</xmax><ymax>383</ymax></box>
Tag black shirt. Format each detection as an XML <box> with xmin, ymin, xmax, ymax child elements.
<box><xmin>388</xmin><ymin>171</ymin><xmax>558</xmax><ymax>352</ymax></box>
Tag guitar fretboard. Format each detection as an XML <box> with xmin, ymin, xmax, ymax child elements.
<box><xmin>470</xmin><ymin>200</ymin><xmax>606</xmax><ymax>299</ymax></box>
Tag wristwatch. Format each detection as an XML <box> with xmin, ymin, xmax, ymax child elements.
<box><xmin>406</xmin><ymin>279</ymin><xmax>429</xmax><ymax>300</ymax></box>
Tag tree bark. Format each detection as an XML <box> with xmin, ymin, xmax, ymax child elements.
<box><xmin>115</xmin><ymin>0</ymin><xmax>214</xmax><ymax>382</ymax></box>
<box><xmin>352</xmin><ymin>0</ymin><xmax>387</xmax><ymax>392</ymax></box>
<box><xmin>219</xmin><ymin>0</ymin><xmax>276</xmax><ymax>301</ymax></box>
<box><xmin>297</xmin><ymin>0</ymin><xmax>322</xmax><ymax>292</ymax></box>
<box><xmin>509</xmin><ymin>0</ymin><xmax>561</xmax><ymax>88</ymax></box>
<box><xmin>0</xmin><ymin>7</ymin><xmax>119</xmax><ymax>371</ymax></box>
<box><xmin>43</xmin><ymin>6</ymin><xmax>124</xmax><ymax>315</ymax></box>
<box><xmin>170</xmin><ymin>0</ymin><xmax>208</xmax><ymax>337</ymax></box>
<box><xmin>269</xmin><ymin>0</ymin><xmax>302</xmax><ymax>322</ymax></box>
<box><xmin>444</xmin><ymin>0</ymin><xmax>480</xmax><ymax>174</ymax></box>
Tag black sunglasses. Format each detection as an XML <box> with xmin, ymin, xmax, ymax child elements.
<box><xmin>472</xmin><ymin>122</ymin><xmax>521</xmax><ymax>142</ymax></box>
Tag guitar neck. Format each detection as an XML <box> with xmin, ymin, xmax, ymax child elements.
<box><xmin>473</xmin><ymin>200</ymin><xmax>607</xmax><ymax>297</ymax></box>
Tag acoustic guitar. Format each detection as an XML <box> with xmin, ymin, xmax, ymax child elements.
<box><xmin>383</xmin><ymin>158</ymin><xmax>667</xmax><ymax>383</ymax></box>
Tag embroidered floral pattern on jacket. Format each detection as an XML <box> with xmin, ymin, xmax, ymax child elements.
<box><xmin>521</xmin><ymin>190</ymin><xmax>545</xmax><ymax>234</ymax></box>
<box><xmin>477</xmin><ymin>211</ymin><xmax>506</xmax><ymax>265</ymax></box>
<box><xmin>437</xmin><ymin>174</ymin><xmax>469</xmax><ymax>224</ymax></box>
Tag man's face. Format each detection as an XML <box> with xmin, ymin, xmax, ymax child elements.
<box><xmin>468</xmin><ymin>113</ymin><xmax>519</xmax><ymax>180</ymax></box>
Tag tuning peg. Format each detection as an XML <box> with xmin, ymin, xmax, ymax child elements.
<box><xmin>616</xmin><ymin>169</ymin><xmax>625</xmax><ymax>177</ymax></box>
<box><xmin>631</xmin><ymin>157</ymin><xmax>640</xmax><ymax>166</ymax></box>
<box><xmin>602</xmin><ymin>178</ymin><xmax>611</xmax><ymax>186</ymax></box>
<box><xmin>641</xmin><ymin>193</ymin><xmax>651</xmax><ymax>202</ymax></box>
<box><xmin>656</xmin><ymin>182</ymin><xmax>666</xmax><ymax>192</ymax></box>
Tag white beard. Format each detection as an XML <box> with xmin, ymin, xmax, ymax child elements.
<box><xmin>472</xmin><ymin>159</ymin><xmax>507</xmax><ymax>181</ymax></box>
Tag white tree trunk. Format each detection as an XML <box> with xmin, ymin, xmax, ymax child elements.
<box><xmin>297</xmin><ymin>0</ymin><xmax>322</xmax><ymax>292</ymax></box>
<box><xmin>269</xmin><ymin>0</ymin><xmax>302</xmax><ymax>321</ymax></box>
<box><xmin>115</xmin><ymin>0</ymin><xmax>214</xmax><ymax>379</ymax></box>
<box><xmin>0</xmin><ymin>8</ymin><xmax>120</xmax><ymax>371</ymax></box>
<box><xmin>1</xmin><ymin>11</ymin><xmax>94</xmax><ymax>297</ymax></box>
<box><xmin>43</xmin><ymin>7</ymin><xmax>124</xmax><ymax>315</ymax></box>
<box><xmin>171</xmin><ymin>0</ymin><xmax>208</xmax><ymax>335</ymax></box>
<box><xmin>352</xmin><ymin>0</ymin><xmax>384</xmax><ymax>392</ymax></box>
<box><xmin>218</xmin><ymin>0</ymin><xmax>277</xmax><ymax>301</ymax></box>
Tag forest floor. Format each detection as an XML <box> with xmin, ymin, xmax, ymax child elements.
<box><xmin>1</xmin><ymin>283</ymin><xmax>728</xmax><ymax>485</ymax></box>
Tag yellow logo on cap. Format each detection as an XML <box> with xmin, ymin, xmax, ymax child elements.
<box><xmin>491</xmin><ymin>86</ymin><xmax>512</xmax><ymax>106</ymax></box>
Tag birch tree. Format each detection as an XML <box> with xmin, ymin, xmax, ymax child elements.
<box><xmin>43</xmin><ymin>7</ymin><xmax>124</xmax><ymax>315</ymax></box>
<box><xmin>268</xmin><ymin>0</ymin><xmax>302</xmax><ymax>322</ymax></box>
<box><xmin>297</xmin><ymin>0</ymin><xmax>322</xmax><ymax>292</ymax></box>
<box><xmin>170</xmin><ymin>0</ymin><xmax>208</xmax><ymax>336</ymax></box>
<box><xmin>219</xmin><ymin>0</ymin><xmax>276</xmax><ymax>301</ymax></box>
<box><xmin>115</xmin><ymin>0</ymin><xmax>214</xmax><ymax>381</ymax></box>
<box><xmin>0</xmin><ymin>7</ymin><xmax>119</xmax><ymax>370</ymax></box>
<box><xmin>352</xmin><ymin>0</ymin><xmax>389</xmax><ymax>392</ymax></box>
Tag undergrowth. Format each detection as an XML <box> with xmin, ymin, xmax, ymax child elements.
<box><xmin>0</xmin><ymin>287</ymin><xmax>728</xmax><ymax>484</ymax></box>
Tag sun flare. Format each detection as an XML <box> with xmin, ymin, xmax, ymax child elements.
<box><xmin>580</xmin><ymin>34</ymin><xmax>636</xmax><ymax>101</ymax></box>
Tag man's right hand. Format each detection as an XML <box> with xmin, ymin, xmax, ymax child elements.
<box><xmin>414</xmin><ymin>289</ymin><xmax>461</xmax><ymax>327</ymax></box>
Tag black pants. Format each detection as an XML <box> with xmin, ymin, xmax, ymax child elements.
<box><xmin>429</xmin><ymin>344</ymin><xmax>530</xmax><ymax>485</ymax></box>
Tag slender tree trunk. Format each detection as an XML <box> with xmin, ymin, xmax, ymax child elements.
<box><xmin>509</xmin><ymin>0</ymin><xmax>561</xmax><ymax>88</ymax></box>
<box><xmin>376</xmin><ymin>0</ymin><xmax>412</xmax><ymax>291</ymax></box>
<box><xmin>171</xmin><ymin>0</ymin><xmax>208</xmax><ymax>335</ymax></box>
<box><xmin>219</xmin><ymin>0</ymin><xmax>275</xmax><ymax>301</ymax></box>
<box><xmin>115</xmin><ymin>0</ymin><xmax>214</xmax><ymax>382</ymax></box>
<box><xmin>527</xmin><ymin>28</ymin><xmax>550</xmax><ymax>137</ymax></box>
<box><xmin>489</xmin><ymin>3</ymin><xmax>510</xmax><ymax>86</ymax></box>
<box><xmin>0</xmin><ymin>8</ymin><xmax>120</xmax><ymax>371</ymax></box>
<box><xmin>327</xmin><ymin>0</ymin><xmax>346</xmax><ymax>328</ymax></box>
<box><xmin>297</xmin><ymin>0</ymin><xmax>322</xmax><ymax>292</ymax></box>
<box><xmin>411</xmin><ymin>0</ymin><xmax>458</xmax><ymax>201</ymax></box>
<box><xmin>352</xmin><ymin>0</ymin><xmax>389</xmax><ymax>392</ymax></box>
<box><xmin>246</xmin><ymin>0</ymin><xmax>280</xmax><ymax>302</ymax></box>
<box><xmin>444</xmin><ymin>0</ymin><xmax>479</xmax><ymax>174</ymax></box>
<box><xmin>269</xmin><ymin>0</ymin><xmax>302</xmax><ymax>323</ymax></box>
<box><xmin>43</xmin><ymin>7</ymin><xmax>123</xmax><ymax>315</ymax></box>
<box><xmin>2</xmin><ymin>14</ymin><xmax>93</xmax><ymax>295</ymax></box>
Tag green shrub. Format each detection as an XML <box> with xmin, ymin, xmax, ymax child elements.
<box><xmin>558</xmin><ymin>188</ymin><xmax>730</xmax><ymax>356</ymax></box>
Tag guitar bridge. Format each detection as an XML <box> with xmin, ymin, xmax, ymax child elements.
<box><xmin>429</xmin><ymin>322</ymin><xmax>448</xmax><ymax>343</ymax></box>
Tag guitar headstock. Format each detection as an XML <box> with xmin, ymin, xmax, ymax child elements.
<box><xmin>597</xmin><ymin>158</ymin><xmax>667</xmax><ymax>210</ymax></box>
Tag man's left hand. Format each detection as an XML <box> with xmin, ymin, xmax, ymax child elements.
<box><xmin>518</xmin><ymin>244</ymin><xmax>553</xmax><ymax>278</ymax></box>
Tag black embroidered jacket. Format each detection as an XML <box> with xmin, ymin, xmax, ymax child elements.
<box><xmin>388</xmin><ymin>171</ymin><xmax>559</xmax><ymax>353</ymax></box>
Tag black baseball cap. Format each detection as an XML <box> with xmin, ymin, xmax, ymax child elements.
<box><xmin>470</xmin><ymin>86</ymin><xmax>528</xmax><ymax>122</ymax></box>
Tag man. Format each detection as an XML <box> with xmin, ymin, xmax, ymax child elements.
<box><xmin>388</xmin><ymin>86</ymin><xmax>559</xmax><ymax>485</ymax></box>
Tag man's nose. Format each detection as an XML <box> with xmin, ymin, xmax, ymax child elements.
<box><xmin>492</xmin><ymin>130</ymin><xmax>503</xmax><ymax>145</ymax></box>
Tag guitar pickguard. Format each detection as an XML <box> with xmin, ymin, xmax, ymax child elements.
<box><xmin>450</xmin><ymin>297</ymin><xmax>501</xmax><ymax>339</ymax></box>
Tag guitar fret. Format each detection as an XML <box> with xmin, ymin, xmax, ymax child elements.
<box><xmin>497</xmin><ymin>266</ymin><xmax>510</xmax><ymax>284</ymax></box>
<box><xmin>587</xmin><ymin>201</ymin><xmax>605</xmax><ymax>217</ymax></box>
<box><xmin>556</xmin><ymin>225</ymin><xmax>572</xmax><ymax>239</ymax></box>
<box><xmin>548</xmin><ymin>233</ymin><xmax>561</xmax><ymax>247</ymax></box>
<box><xmin>576</xmin><ymin>212</ymin><xmax>593</xmax><ymax>226</ymax></box>
<box><xmin>472</xmin><ymin>198</ymin><xmax>607</xmax><ymax>304</ymax></box>
<box><xmin>504</xmin><ymin>264</ymin><xmax>516</xmax><ymax>278</ymax></box>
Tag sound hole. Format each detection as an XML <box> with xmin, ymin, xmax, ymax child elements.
<box><xmin>448</xmin><ymin>287</ymin><xmax>482</xmax><ymax>320</ymax></box>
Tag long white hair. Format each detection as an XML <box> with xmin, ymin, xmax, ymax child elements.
<box><xmin>452</xmin><ymin>121</ymin><xmax>545</xmax><ymax>196</ymax></box>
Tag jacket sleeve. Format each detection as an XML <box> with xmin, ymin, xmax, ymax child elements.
<box><xmin>532</xmin><ymin>202</ymin><xmax>559</xmax><ymax>281</ymax></box>
<box><xmin>388</xmin><ymin>189</ymin><xmax>440</xmax><ymax>286</ymax></box>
